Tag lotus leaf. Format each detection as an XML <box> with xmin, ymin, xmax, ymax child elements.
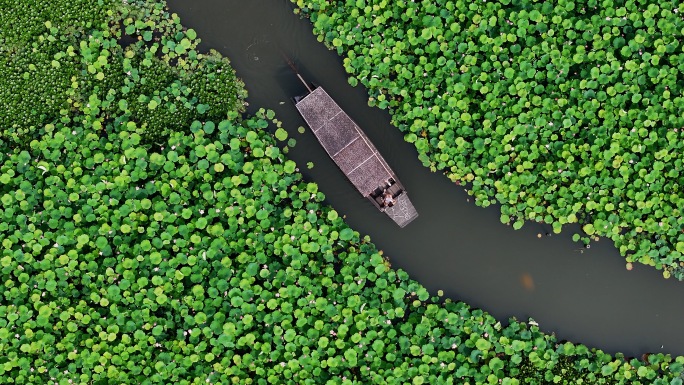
<box><xmin>293</xmin><ymin>0</ymin><xmax>684</xmax><ymax>279</ymax></box>
<box><xmin>1</xmin><ymin>0</ymin><xmax>681</xmax><ymax>383</ymax></box>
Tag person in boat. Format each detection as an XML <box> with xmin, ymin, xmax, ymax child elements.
<box><xmin>383</xmin><ymin>191</ymin><xmax>395</xmax><ymax>207</ymax></box>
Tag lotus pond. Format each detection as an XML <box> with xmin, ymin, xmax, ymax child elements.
<box><xmin>292</xmin><ymin>0</ymin><xmax>684</xmax><ymax>280</ymax></box>
<box><xmin>2</xmin><ymin>0</ymin><xmax>684</xmax><ymax>384</ymax></box>
<box><xmin>168</xmin><ymin>0</ymin><xmax>684</xmax><ymax>356</ymax></box>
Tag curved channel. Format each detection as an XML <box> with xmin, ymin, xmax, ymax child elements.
<box><xmin>167</xmin><ymin>0</ymin><xmax>684</xmax><ymax>356</ymax></box>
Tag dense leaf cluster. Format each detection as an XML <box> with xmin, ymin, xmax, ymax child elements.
<box><xmin>2</xmin><ymin>0</ymin><xmax>684</xmax><ymax>384</ymax></box>
<box><xmin>114</xmin><ymin>2</ymin><xmax>247</xmax><ymax>142</ymax></box>
<box><xmin>293</xmin><ymin>0</ymin><xmax>684</xmax><ymax>278</ymax></box>
<box><xmin>0</xmin><ymin>0</ymin><xmax>246</xmax><ymax>147</ymax></box>
<box><xmin>2</xmin><ymin>114</ymin><xmax>683</xmax><ymax>385</ymax></box>
<box><xmin>0</xmin><ymin>0</ymin><xmax>116</xmax><ymax>142</ymax></box>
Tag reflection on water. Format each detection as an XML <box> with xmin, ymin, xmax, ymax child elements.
<box><xmin>520</xmin><ymin>273</ymin><xmax>535</xmax><ymax>291</ymax></box>
<box><xmin>167</xmin><ymin>0</ymin><xmax>684</xmax><ymax>356</ymax></box>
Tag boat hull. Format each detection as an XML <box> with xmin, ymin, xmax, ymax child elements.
<box><xmin>294</xmin><ymin>86</ymin><xmax>418</xmax><ymax>227</ymax></box>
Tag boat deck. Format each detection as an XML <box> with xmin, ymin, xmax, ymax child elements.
<box><xmin>295</xmin><ymin>87</ymin><xmax>418</xmax><ymax>227</ymax></box>
<box><xmin>385</xmin><ymin>193</ymin><xmax>419</xmax><ymax>228</ymax></box>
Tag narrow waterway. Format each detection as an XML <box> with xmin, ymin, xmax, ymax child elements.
<box><xmin>167</xmin><ymin>0</ymin><xmax>684</xmax><ymax>356</ymax></box>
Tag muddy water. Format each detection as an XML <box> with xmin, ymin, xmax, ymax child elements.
<box><xmin>166</xmin><ymin>0</ymin><xmax>684</xmax><ymax>356</ymax></box>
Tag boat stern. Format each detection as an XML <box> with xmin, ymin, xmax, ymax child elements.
<box><xmin>384</xmin><ymin>192</ymin><xmax>419</xmax><ymax>228</ymax></box>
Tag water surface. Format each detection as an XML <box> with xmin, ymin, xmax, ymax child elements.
<box><xmin>167</xmin><ymin>0</ymin><xmax>684</xmax><ymax>356</ymax></box>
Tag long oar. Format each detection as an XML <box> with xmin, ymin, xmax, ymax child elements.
<box><xmin>280</xmin><ymin>51</ymin><xmax>313</xmax><ymax>93</ymax></box>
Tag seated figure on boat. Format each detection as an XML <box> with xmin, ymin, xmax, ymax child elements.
<box><xmin>383</xmin><ymin>191</ymin><xmax>395</xmax><ymax>207</ymax></box>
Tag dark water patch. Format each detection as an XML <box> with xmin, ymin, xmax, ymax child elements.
<box><xmin>167</xmin><ymin>0</ymin><xmax>684</xmax><ymax>356</ymax></box>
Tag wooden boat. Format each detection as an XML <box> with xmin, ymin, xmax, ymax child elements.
<box><xmin>293</xmin><ymin>84</ymin><xmax>418</xmax><ymax>227</ymax></box>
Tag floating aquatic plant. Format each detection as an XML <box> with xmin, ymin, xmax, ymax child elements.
<box><xmin>294</xmin><ymin>0</ymin><xmax>684</xmax><ymax>279</ymax></box>
<box><xmin>2</xmin><ymin>0</ymin><xmax>683</xmax><ymax>383</ymax></box>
